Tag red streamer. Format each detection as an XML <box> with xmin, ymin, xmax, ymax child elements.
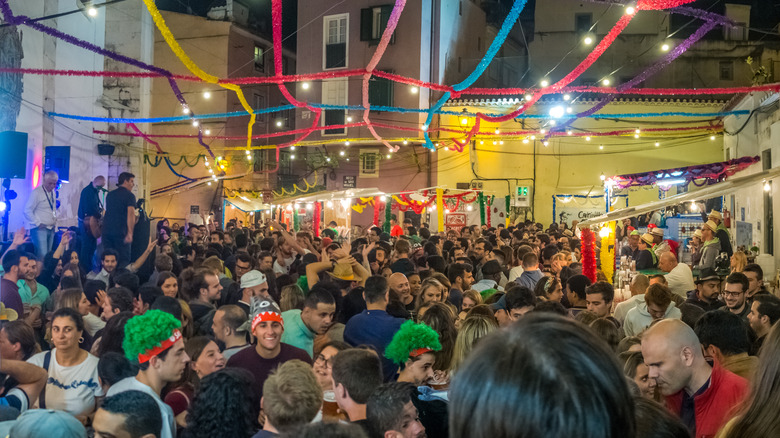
<box><xmin>373</xmin><ymin>198</ymin><xmax>381</xmax><ymax>226</ymax></box>
<box><xmin>313</xmin><ymin>201</ymin><xmax>321</xmax><ymax>237</ymax></box>
<box><xmin>581</xmin><ymin>228</ymin><xmax>598</xmax><ymax>283</ymax></box>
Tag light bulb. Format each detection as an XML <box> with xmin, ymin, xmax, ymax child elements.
<box><xmin>205</xmin><ymin>129</ymin><xmax>211</xmax><ymax>135</ymax></box>
<box><xmin>599</xmin><ymin>145</ymin><xmax>604</xmax><ymax>150</ymax></box>
<box><xmin>347</xmin><ymin>116</ymin><xmax>353</xmax><ymax>122</ymax></box>
<box><xmin>599</xmin><ymin>226</ymin><xmax>610</xmax><ymax>238</ymax></box>
<box><xmin>87</xmin><ymin>7</ymin><xmax>98</xmax><ymax>17</ymax></box>
<box><xmin>600</xmin><ymin>173</ymin><xmax>606</xmax><ymax>181</ymax></box>
<box><xmin>584</xmin><ymin>36</ymin><xmax>593</xmax><ymax>45</ymax></box>
<box><xmin>380</xmin><ymin>196</ymin><xmax>387</xmax><ymax>202</ymax></box>
<box><xmin>525</xmin><ymin>94</ymin><xmax>533</xmax><ymax>101</ymax></box>
<box><xmin>655</xmin><ymin>142</ymin><xmax>660</xmax><ymax>147</ymax></box>
<box><xmin>192</xmin><ymin>120</ymin><xmax>199</xmax><ymax>127</ymax></box>
<box><xmin>710</xmin><ymin>135</ymin><xmax>716</xmax><ymax>141</ymax></box>
<box><xmin>543</xmin><ymin>141</ymin><xmax>549</xmax><ymax>147</ymax></box>
<box><xmin>326</xmin><ymin>157</ymin><xmax>331</xmax><ymax>162</ymax></box>
<box><xmin>602</xmin><ymin>79</ymin><xmax>611</xmax><ymax>86</ymax></box>
<box><xmin>625</xmin><ymin>5</ymin><xmax>636</xmax><ymax>15</ymax></box>
<box><xmin>540</xmin><ymin>79</ymin><xmax>549</xmax><ymax>87</ymax></box>
<box><xmin>291</xmin><ymin>146</ymin><xmax>296</xmax><ymax>151</ymax></box>
<box><xmin>339</xmin><ymin>150</ymin><xmax>345</xmax><ymax>156</ymax></box>
<box><xmin>585</xmin><ymin>136</ymin><xmax>591</xmax><ymax>142</ymax></box>
<box><xmin>410</xmin><ymin>86</ymin><xmax>419</xmax><ymax>94</ymax></box>
<box><xmin>203</xmin><ymin>91</ymin><xmax>211</xmax><ymax>99</ymax></box>
<box><xmin>764</xmin><ymin>181</ymin><xmax>771</xmax><ymax>192</ymax></box>
<box><xmin>661</xmin><ymin>43</ymin><xmax>670</xmax><ymax>51</ymax></box>
<box><xmin>276</xmin><ymin>121</ymin><xmax>283</xmax><ymax>127</ymax></box>
<box><xmin>421</xmin><ymin>125</ymin><xmax>428</xmax><ymax>131</ymax></box>
<box><xmin>302</xmin><ymin>82</ymin><xmax>310</xmax><ymax>89</ymax></box>
<box><xmin>183</xmin><ymin>107</ymin><xmax>190</xmax><ymax>114</ymax></box>
<box><xmin>403</xmin><ymin>140</ymin><xmax>408</xmax><ymax>145</ymax></box>
<box><xmin>563</xmin><ymin>94</ymin><xmax>571</xmax><ymax>101</ymax></box>
<box><xmin>290</xmin><ymin>154</ymin><xmax>296</xmax><ymax>160</ymax></box>
<box><xmin>207</xmin><ymin>182</ymin><xmax>212</xmax><ymax>186</ymax></box>
<box><xmin>345</xmin><ymin>141</ymin><xmax>350</xmax><ymax>146</ymax></box>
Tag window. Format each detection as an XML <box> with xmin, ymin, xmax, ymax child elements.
<box><xmin>254</xmin><ymin>94</ymin><xmax>266</xmax><ymax>122</ymax></box>
<box><xmin>369</xmin><ymin>76</ymin><xmax>393</xmax><ymax>107</ymax></box>
<box><xmin>360</xmin><ymin>6</ymin><xmax>395</xmax><ymax>44</ymax></box>
<box><xmin>324</xmin><ymin>14</ymin><xmax>348</xmax><ymax>69</ymax></box>
<box><xmin>322</xmin><ymin>78</ymin><xmax>348</xmax><ymax>135</ymax></box>
<box><xmin>254</xmin><ymin>46</ymin><xmax>265</xmax><ymax>72</ymax></box>
<box><xmin>719</xmin><ymin>61</ymin><xmax>734</xmax><ymax>81</ymax></box>
<box><xmin>360</xmin><ymin>150</ymin><xmax>379</xmax><ymax>177</ymax></box>
<box><xmin>575</xmin><ymin>13</ymin><xmax>593</xmax><ymax>33</ymax></box>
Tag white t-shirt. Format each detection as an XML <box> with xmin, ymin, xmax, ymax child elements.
<box><xmin>28</xmin><ymin>349</ymin><xmax>104</xmax><ymax>416</ymax></box>
<box><xmin>508</xmin><ymin>266</ymin><xmax>524</xmax><ymax>282</ymax></box>
<box><xmin>83</xmin><ymin>312</ymin><xmax>106</xmax><ymax>337</ymax></box>
<box><xmin>272</xmin><ymin>249</ymin><xmax>310</xmax><ymax>275</ymax></box>
<box><xmin>107</xmin><ymin>377</ymin><xmax>176</xmax><ymax>438</ymax></box>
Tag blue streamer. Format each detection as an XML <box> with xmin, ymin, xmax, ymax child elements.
<box><xmin>48</xmin><ymin>104</ymin><xmax>750</xmax><ymax>126</ymax></box>
<box><xmin>423</xmin><ymin>0</ymin><xmax>529</xmax><ymax>149</ymax></box>
<box><xmin>164</xmin><ymin>157</ymin><xmax>195</xmax><ymax>182</ymax></box>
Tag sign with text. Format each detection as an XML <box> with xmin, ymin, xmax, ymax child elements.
<box><xmin>343</xmin><ymin>175</ymin><xmax>356</xmax><ymax>188</ymax></box>
<box><xmin>190</xmin><ymin>205</ymin><xmax>200</xmax><ymax>215</ymax></box>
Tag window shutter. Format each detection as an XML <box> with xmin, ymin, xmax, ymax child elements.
<box><xmin>360</xmin><ymin>8</ymin><xmax>372</xmax><ymax>41</ymax></box>
<box><xmin>380</xmin><ymin>5</ymin><xmax>395</xmax><ymax>44</ymax></box>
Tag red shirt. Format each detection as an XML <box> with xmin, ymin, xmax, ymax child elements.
<box><xmin>665</xmin><ymin>364</ymin><xmax>747</xmax><ymax>438</ymax></box>
<box><xmin>390</xmin><ymin>224</ymin><xmax>404</xmax><ymax>237</ymax></box>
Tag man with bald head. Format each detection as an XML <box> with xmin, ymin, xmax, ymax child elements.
<box><xmin>659</xmin><ymin>252</ymin><xmax>695</xmax><ymax>299</ymax></box>
<box><xmin>78</xmin><ymin>175</ymin><xmax>106</xmax><ymax>272</ymax></box>
<box><xmin>24</xmin><ymin>170</ymin><xmax>59</xmax><ymax>259</ymax></box>
<box><xmin>388</xmin><ymin>272</ymin><xmax>413</xmax><ymax>311</ymax></box>
<box><xmin>641</xmin><ymin>319</ymin><xmax>747</xmax><ymax>438</ymax></box>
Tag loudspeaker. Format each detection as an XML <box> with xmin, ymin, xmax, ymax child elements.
<box><xmin>0</xmin><ymin>131</ymin><xmax>28</xmax><ymax>179</ymax></box>
<box><xmin>97</xmin><ymin>143</ymin><xmax>115</xmax><ymax>156</ymax></box>
<box><xmin>44</xmin><ymin>146</ymin><xmax>71</xmax><ymax>183</ymax></box>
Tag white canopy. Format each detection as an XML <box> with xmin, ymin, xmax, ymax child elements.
<box><xmin>225</xmin><ymin>196</ymin><xmax>270</xmax><ymax>212</ymax></box>
<box><xmin>578</xmin><ymin>167</ymin><xmax>780</xmax><ymax>227</ymax></box>
<box><xmin>285</xmin><ymin>188</ymin><xmax>385</xmax><ymax>204</ymax></box>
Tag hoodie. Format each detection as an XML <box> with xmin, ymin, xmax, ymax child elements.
<box><xmin>623</xmin><ymin>301</ymin><xmax>682</xmax><ymax>336</ymax></box>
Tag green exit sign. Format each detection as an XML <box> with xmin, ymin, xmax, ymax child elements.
<box><xmin>517</xmin><ymin>186</ymin><xmax>529</xmax><ymax>196</ymax></box>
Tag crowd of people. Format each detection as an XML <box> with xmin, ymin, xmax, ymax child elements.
<box><xmin>0</xmin><ymin>175</ymin><xmax>777</xmax><ymax>437</ymax></box>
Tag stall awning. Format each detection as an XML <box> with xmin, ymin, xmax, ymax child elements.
<box><xmin>578</xmin><ymin>167</ymin><xmax>780</xmax><ymax>227</ymax></box>
<box><xmin>286</xmin><ymin>188</ymin><xmax>385</xmax><ymax>204</ymax></box>
<box><xmin>225</xmin><ymin>196</ymin><xmax>270</xmax><ymax>212</ymax></box>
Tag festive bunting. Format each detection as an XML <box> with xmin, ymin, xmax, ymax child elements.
<box><xmin>609</xmin><ymin>156</ymin><xmax>760</xmax><ymax>189</ymax></box>
<box><xmin>384</xmin><ymin>198</ymin><xmax>393</xmax><ymax>234</ymax></box>
<box><xmin>581</xmin><ymin>228</ymin><xmax>597</xmax><ymax>283</ymax></box>
<box><xmin>373</xmin><ymin>198</ymin><xmax>382</xmax><ymax>226</ymax></box>
<box><xmin>600</xmin><ymin>222</ymin><xmax>616</xmax><ymax>284</ymax></box>
<box><xmin>478</xmin><ymin>192</ymin><xmax>486</xmax><ymax>226</ymax></box>
<box><xmin>436</xmin><ymin>189</ymin><xmax>444</xmax><ymax>232</ymax></box>
<box><xmin>272</xmin><ymin>171</ymin><xmax>319</xmax><ymax>198</ymax></box>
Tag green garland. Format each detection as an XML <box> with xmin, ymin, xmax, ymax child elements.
<box><xmin>143</xmin><ymin>154</ymin><xmax>203</xmax><ymax>167</ymax></box>
<box><xmin>505</xmin><ymin>195</ymin><xmax>511</xmax><ymax>224</ymax></box>
<box><xmin>293</xmin><ymin>208</ymin><xmax>300</xmax><ymax>232</ymax></box>
<box><xmin>383</xmin><ymin>197</ymin><xmax>392</xmax><ymax>234</ymax></box>
<box><xmin>478</xmin><ymin>192</ymin><xmax>486</xmax><ymax>225</ymax></box>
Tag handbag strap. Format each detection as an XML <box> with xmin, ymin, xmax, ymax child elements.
<box><xmin>39</xmin><ymin>351</ymin><xmax>51</xmax><ymax>409</ymax></box>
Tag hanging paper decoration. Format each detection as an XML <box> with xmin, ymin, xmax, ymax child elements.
<box><xmin>478</xmin><ymin>192</ymin><xmax>486</xmax><ymax>226</ymax></box>
<box><xmin>293</xmin><ymin>208</ymin><xmax>300</xmax><ymax>232</ymax></box>
<box><xmin>384</xmin><ymin>197</ymin><xmax>393</xmax><ymax>234</ymax></box>
<box><xmin>600</xmin><ymin>222</ymin><xmax>616</xmax><ymax>284</ymax></box>
<box><xmin>609</xmin><ymin>156</ymin><xmax>759</xmax><ymax>189</ymax></box>
<box><xmin>436</xmin><ymin>189</ymin><xmax>444</xmax><ymax>232</ymax></box>
<box><xmin>505</xmin><ymin>195</ymin><xmax>511</xmax><ymax>227</ymax></box>
<box><xmin>373</xmin><ymin>198</ymin><xmax>381</xmax><ymax>226</ymax></box>
<box><xmin>581</xmin><ymin>228</ymin><xmax>598</xmax><ymax>284</ymax></box>
<box><xmin>486</xmin><ymin>195</ymin><xmax>493</xmax><ymax>227</ymax></box>
<box><xmin>313</xmin><ymin>201</ymin><xmax>321</xmax><ymax>237</ymax></box>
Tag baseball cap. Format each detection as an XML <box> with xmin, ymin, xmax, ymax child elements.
<box><xmin>0</xmin><ymin>409</ymin><xmax>87</xmax><ymax>438</ymax></box>
<box><xmin>240</xmin><ymin>270</ymin><xmax>267</xmax><ymax>288</ymax></box>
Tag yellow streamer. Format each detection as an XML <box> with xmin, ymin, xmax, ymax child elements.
<box><xmin>272</xmin><ymin>171</ymin><xmax>319</xmax><ymax>198</ymax></box>
<box><xmin>600</xmin><ymin>221</ymin><xmax>616</xmax><ymax>284</ymax></box>
<box><xmin>436</xmin><ymin>189</ymin><xmax>444</xmax><ymax>232</ymax></box>
<box><xmin>140</xmin><ymin>0</ymin><xmax>256</xmax><ymax>150</ymax></box>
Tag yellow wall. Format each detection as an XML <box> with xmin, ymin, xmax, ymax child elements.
<box><xmin>436</xmin><ymin>98</ymin><xmax>725</xmax><ymax>225</ymax></box>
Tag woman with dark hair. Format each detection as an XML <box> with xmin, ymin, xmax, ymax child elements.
<box><xmin>182</xmin><ymin>368</ymin><xmax>257</xmax><ymax>438</ymax></box>
<box><xmin>419</xmin><ymin>302</ymin><xmax>457</xmax><ymax>374</ymax></box>
<box><xmin>634</xmin><ymin>397</ymin><xmax>689</xmax><ymax>438</ymax></box>
<box><xmin>0</xmin><ymin>320</ymin><xmax>40</xmax><ymax>361</ymax></box>
<box><xmin>718</xmin><ymin>322</ymin><xmax>780</xmax><ymax>437</ymax></box>
<box><xmin>620</xmin><ymin>351</ymin><xmax>657</xmax><ymax>401</ymax></box>
<box><xmin>27</xmin><ymin>307</ymin><xmax>103</xmax><ymax>419</ymax></box>
<box><xmin>534</xmin><ymin>276</ymin><xmax>563</xmax><ymax>302</ymax></box>
<box><xmin>165</xmin><ymin>336</ymin><xmax>226</xmax><ymax>428</ymax></box>
<box><xmin>157</xmin><ymin>271</ymin><xmax>179</xmax><ymax>298</ymax></box>
<box><xmin>93</xmin><ymin>311</ymin><xmax>134</xmax><ymax>357</ymax></box>
<box><xmin>449</xmin><ymin>313</ymin><xmax>635</xmax><ymax>438</ymax></box>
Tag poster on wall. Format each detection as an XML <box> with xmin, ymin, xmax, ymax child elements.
<box><xmin>556</xmin><ymin>206</ymin><xmax>605</xmax><ymax>226</ymax></box>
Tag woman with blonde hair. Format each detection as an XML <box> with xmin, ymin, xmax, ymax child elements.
<box><xmin>450</xmin><ymin>315</ymin><xmax>498</xmax><ymax>372</ymax></box>
<box><xmin>461</xmin><ymin>290</ymin><xmax>483</xmax><ymax>311</ymax></box>
<box><xmin>279</xmin><ymin>284</ymin><xmax>305</xmax><ymax>312</ymax></box>
<box><xmin>415</xmin><ymin>279</ymin><xmax>445</xmax><ymax>312</ymax></box>
<box><xmin>730</xmin><ymin>251</ymin><xmax>747</xmax><ymax>274</ymax></box>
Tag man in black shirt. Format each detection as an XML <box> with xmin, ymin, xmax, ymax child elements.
<box><xmin>103</xmin><ymin>172</ymin><xmax>137</xmax><ymax>268</ymax></box>
<box><xmin>77</xmin><ymin>175</ymin><xmax>105</xmax><ymax>272</ymax></box>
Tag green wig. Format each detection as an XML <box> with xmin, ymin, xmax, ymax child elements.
<box><xmin>123</xmin><ymin>309</ymin><xmax>182</xmax><ymax>362</ymax></box>
<box><xmin>384</xmin><ymin>320</ymin><xmax>442</xmax><ymax>365</ymax></box>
